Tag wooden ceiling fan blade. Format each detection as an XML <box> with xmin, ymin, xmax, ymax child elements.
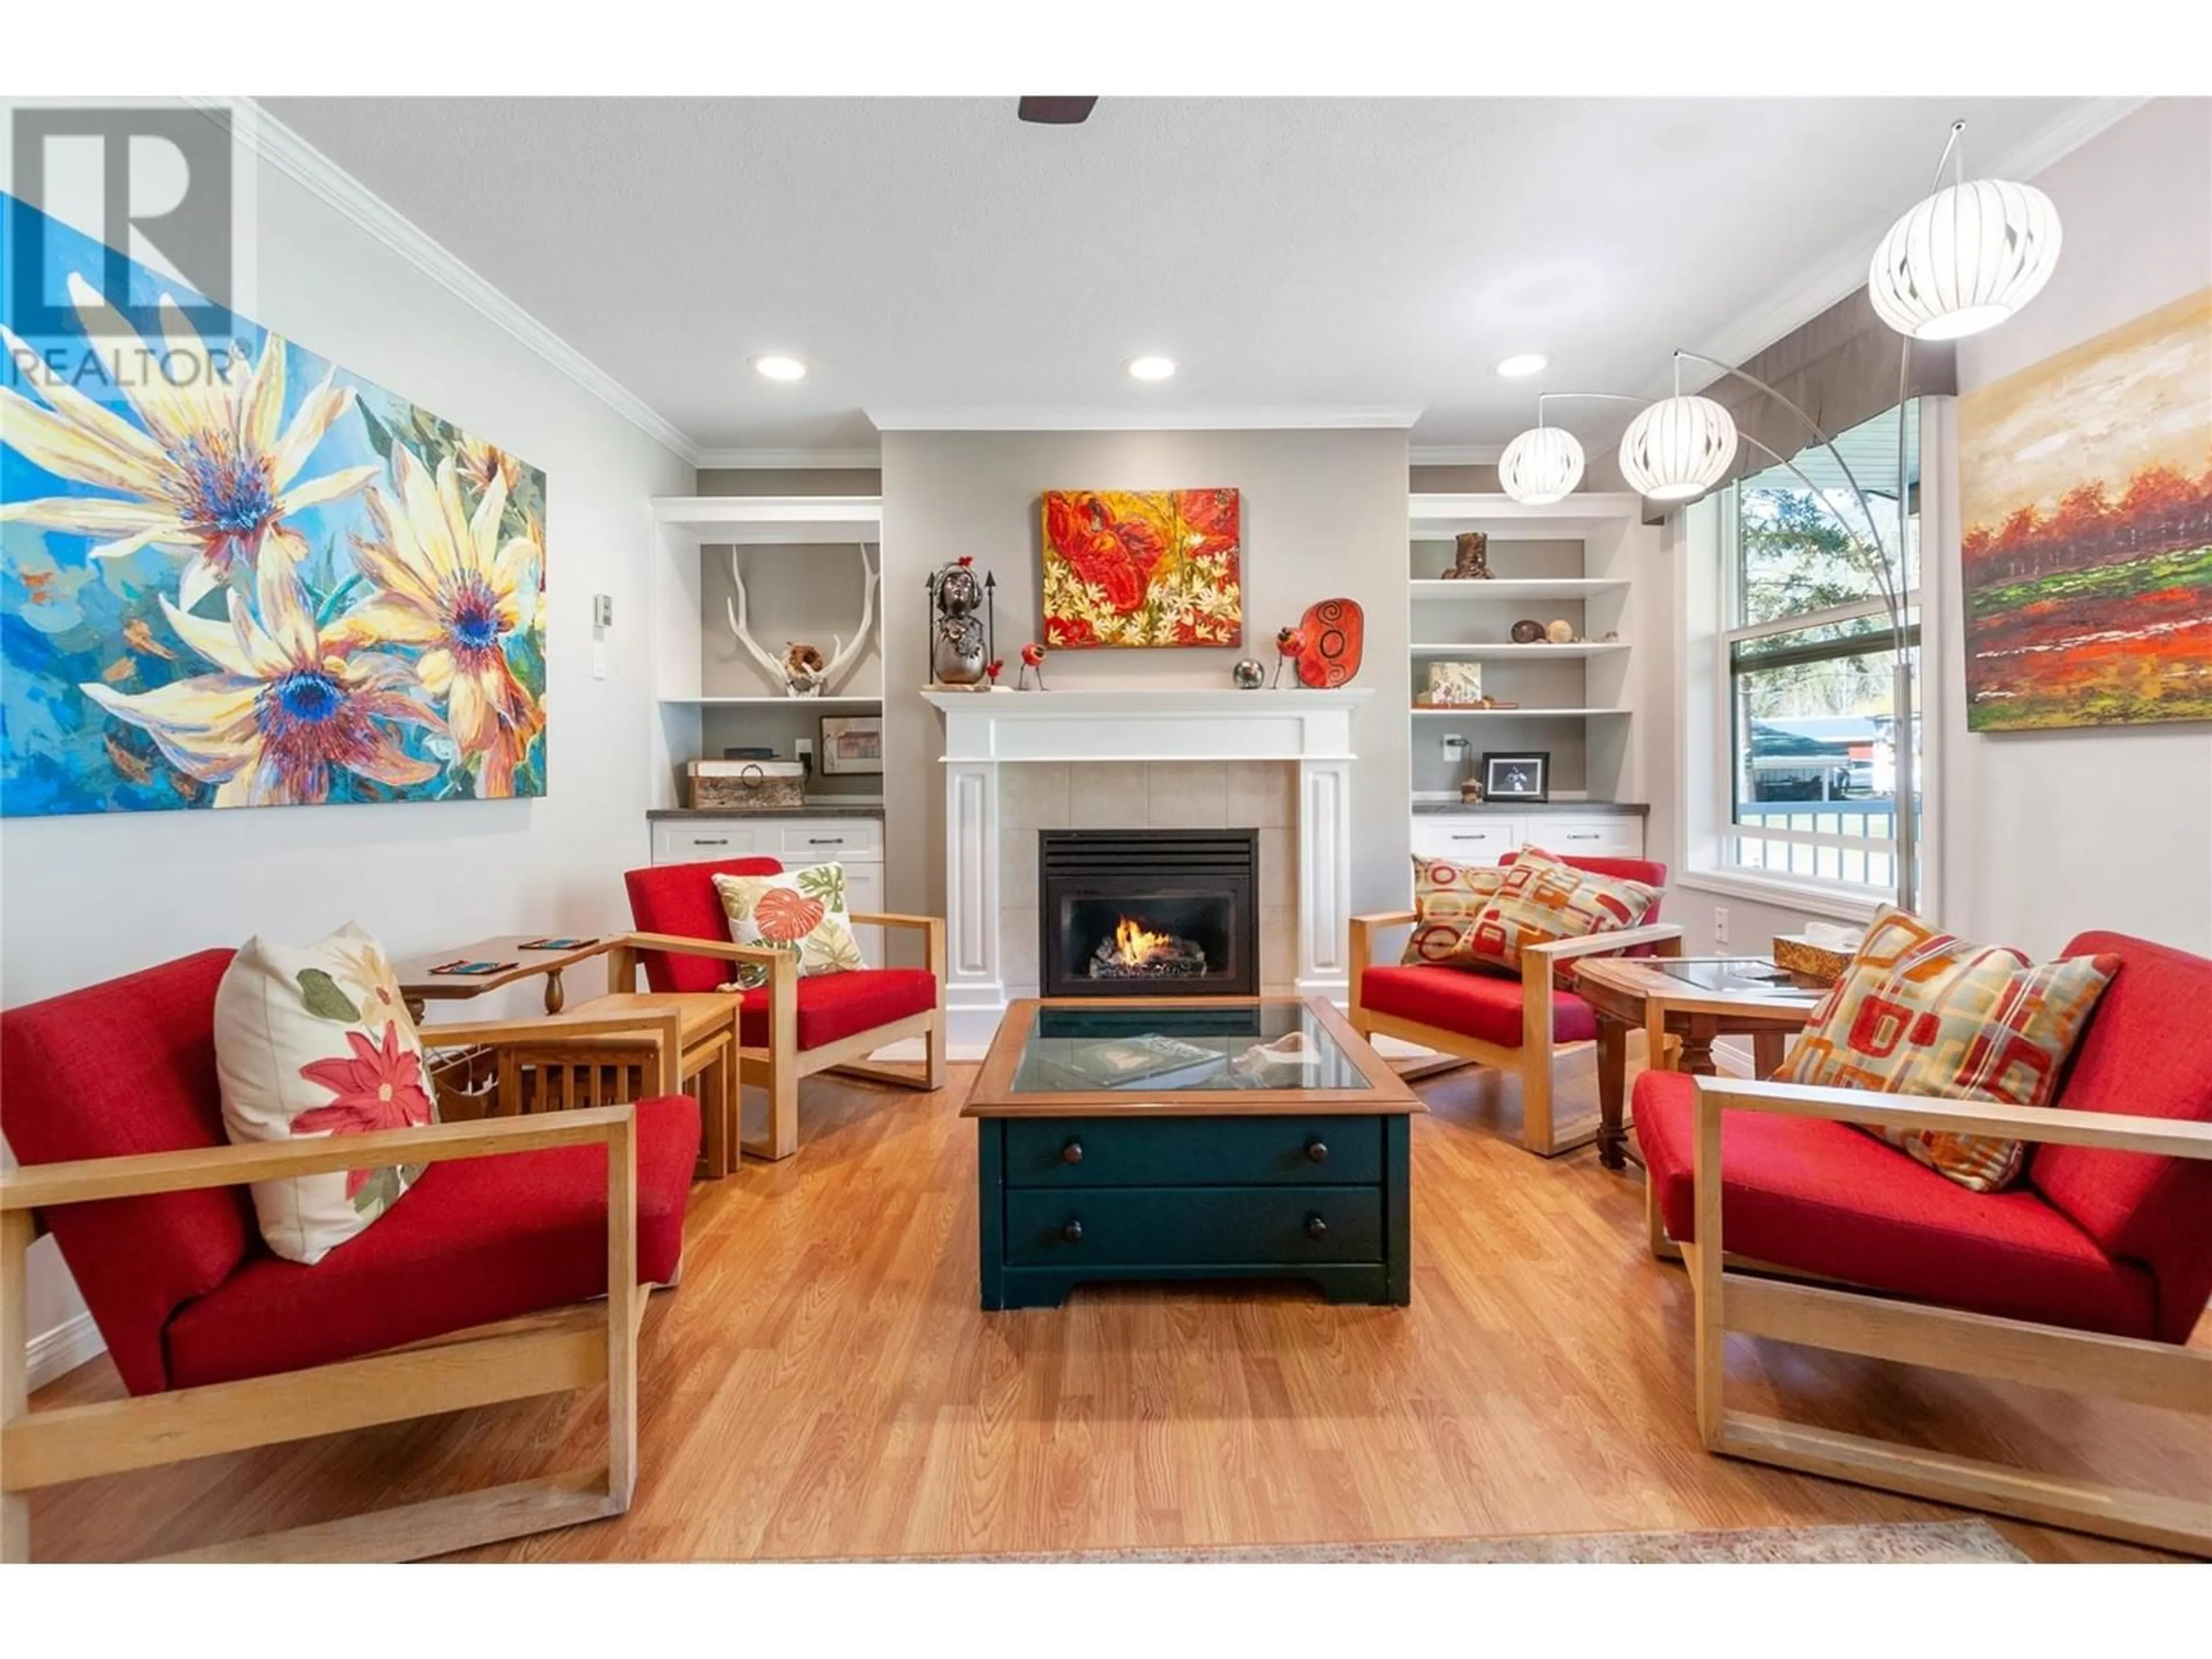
<box><xmin>1017</xmin><ymin>97</ymin><xmax>1099</xmax><ymax>125</ymax></box>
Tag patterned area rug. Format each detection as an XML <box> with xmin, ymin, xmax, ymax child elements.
<box><xmin>858</xmin><ymin>1521</ymin><xmax>2028</xmax><ymax>1564</ymax></box>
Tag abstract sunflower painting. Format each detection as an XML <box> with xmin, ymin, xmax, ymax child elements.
<box><xmin>0</xmin><ymin>194</ymin><xmax>547</xmax><ymax>816</ymax></box>
<box><xmin>1040</xmin><ymin>488</ymin><xmax>1242</xmax><ymax>649</ymax></box>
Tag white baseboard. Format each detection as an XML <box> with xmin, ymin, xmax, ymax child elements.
<box><xmin>1710</xmin><ymin>1037</ymin><xmax>1756</xmax><ymax>1077</ymax></box>
<box><xmin>28</xmin><ymin>1310</ymin><xmax>104</xmax><ymax>1390</ymax></box>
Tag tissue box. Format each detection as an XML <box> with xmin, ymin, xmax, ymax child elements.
<box><xmin>1772</xmin><ymin>933</ymin><xmax>1852</xmax><ymax>987</ymax></box>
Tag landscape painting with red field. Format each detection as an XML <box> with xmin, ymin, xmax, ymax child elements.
<box><xmin>1959</xmin><ymin>286</ymin><xmax>2212</xmax><ymax>732</ymax></box>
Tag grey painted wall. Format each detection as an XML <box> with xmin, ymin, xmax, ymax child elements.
<box><xmin>880</xmin><ymin>428</ymin><xmax>1412</xmax><ymax>927</ymax></box>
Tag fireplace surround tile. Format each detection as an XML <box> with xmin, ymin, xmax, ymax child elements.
<box><xmin>1068</xmin><ymin>761</ymin><xmax>1150</xmax><ymax>829</ymax></box>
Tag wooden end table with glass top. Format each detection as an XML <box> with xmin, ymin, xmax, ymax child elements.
<box><xmin>1572</xmin><ymin>955</ymin><xmax>1825</xmax><ymax>1171</ymax></box>
<box><xmin>963</xmin><ymin>997</ymin><xmax>1422</xmax><ymax>1309</ymax></box>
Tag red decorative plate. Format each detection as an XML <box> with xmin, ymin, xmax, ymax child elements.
<box><xmin>1296</xmin><ymin>598</ymin><xmax>1364</xmax><ymax>688</ymax></box>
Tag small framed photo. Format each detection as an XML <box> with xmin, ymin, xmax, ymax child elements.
<box><xmin>1481</xmin><ymin>751</ymin><xmax>1550</xmax><ymax>802</ymax></box>
<box><xmin>819</xmin><ymin>715</ymin><xmax>883</xmax><ymax>777</ymax></box>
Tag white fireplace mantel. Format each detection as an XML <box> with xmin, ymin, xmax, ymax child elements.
<box><xmin>924</xmin><ymin>688</ymin><xmax>1373</xmax><ymax>1046</ymax></box>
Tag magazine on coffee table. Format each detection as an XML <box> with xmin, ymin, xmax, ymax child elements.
<box><xmin>1028</xmin><ymin>1032</ymin><xmax>1230</xmax><ymax>1092</ymax></box>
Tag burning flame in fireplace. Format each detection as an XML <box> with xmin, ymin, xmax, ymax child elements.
<box><xmin>1110</xmin><ymin>916</ymin><xmax>1174</xmax><ymax>967</ymax></box>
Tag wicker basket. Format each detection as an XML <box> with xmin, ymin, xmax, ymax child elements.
<box><xmin>1772</xmin><ymin>933</ymin><xmax>1852</xmax><ymax>987</ymax></box>
<box><xmin>687</xmin><ymin>759</ymin><xmax>806</xmax><ymax>810</ymax></box>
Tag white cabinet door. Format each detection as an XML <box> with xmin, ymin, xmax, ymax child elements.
<box><xmin>777</xmin><ymin>820</ymin><xmax>884</xmax><ymax>859</ymax></box>
<box><xmin>843</xmin><ymin>859</ymin><xmax>887</xmax><ymax>967</ymax></box>
<box><xmin>651</xmin><ymin>820</ymin><xmax>763</xmax><ymax>863</ymax></box>
<box><xmin>1410</xmin><ymin>817</ymin><xmax>1522</xmax><ymax>866</ymax></box>
<box><xmin>1543</xmin><ymin>817</ymin><xmax>1646</xmax><ymax>859</ymax></box>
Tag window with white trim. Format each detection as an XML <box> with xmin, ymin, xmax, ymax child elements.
<box><xmin>1718</xmin><ymin>402</ymin><xmax>1922</xmax><ymax>900</ymax></box>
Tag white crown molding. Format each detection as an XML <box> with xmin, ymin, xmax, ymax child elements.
<box><xmin>1410</xmin><ymin>445</ymin><xmax>1503</xmax><ymax>467</ymax></box>
<box><xmin>694</xmin><ymin>448</ymin><xmax>882</xmax><ymax>470</ymax></box>
<box><xmin>1686</xmin><ymin>96</ymin><xmax>2150</xmax><ymax>381</ymax></box>
<box><xmin>193</xmin><ymin>97</ymin><xmax>703</xmax><ymax>467</ymax></box>
<box><xmin>868</xmin><ymin>406</ymin><xmax>1422</xmax><ymax>433</ymax></box>
<box><xmin>28</xmin><ymin>1309</ymin><xmax>104</xmax><ymax>1391</ymax></box>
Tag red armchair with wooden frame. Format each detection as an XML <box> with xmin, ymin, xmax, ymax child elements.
<box><xmin>619</xmin><ymin>857</ymin><xmax>946</xmax><ymax>1161</ymax></box>
<box><xmin>1350</xmin><ymin>854</ymin><xmax>1681</xmax><ymax>1156</ymax></box>
<box><xmin>0</xmin><ymin>950</ymin><xmax>702</xmax><ymax>1563</ymax></box>
<box><xmin>1634</xmin><ymin>930</ymin><xmax>2212</xmax><ymax>1554</ymax></box>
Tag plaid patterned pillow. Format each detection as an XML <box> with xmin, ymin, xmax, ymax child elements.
<box><xmin>1402</xmin><ymin>855</ymin><xmax>1506</xmax><ymax>964</ymax></box>
<box><xmin>1451</xmin><ymin>846</ymin><xmax>1660</xmax><ymax>983</ymax></box>
<box><xmin>1778</xmin><ymin>905</ymin><xmax>2119</xmax><ymax>1192</ymax></box>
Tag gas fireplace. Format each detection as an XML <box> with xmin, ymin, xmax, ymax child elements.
<box><xmin>1038</xmin><ymin>828</ymin><xmax>1259</xmax><ymax>998</ymax></box>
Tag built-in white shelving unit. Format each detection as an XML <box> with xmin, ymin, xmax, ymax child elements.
<box><xmin>1404</xmin><ymin>492</ymin><xmax>1657</xmax><ymax>838</ymax></box>
<box><xmin>647</xmin><ymin>497</ymin><xmax>886</xmax><ymax>812</ymax></box>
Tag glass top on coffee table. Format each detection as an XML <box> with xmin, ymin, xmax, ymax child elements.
<box><xmin>966</xmin><ymin>998</ymin><xmax>1422</xmax><ymax>1113</ymax></box>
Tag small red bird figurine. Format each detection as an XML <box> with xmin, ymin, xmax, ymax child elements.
<box><xmin>1272</xmin><ymin>626</ymin><xmax>1305</xmax><ymax>688</ymax></box>
<box><xmin>1018</xmin><ymin>641</ymin><xmax>1047</xmax><ymax>691</ymax></box>
<box><xmin>986</xmin><ymin>658</ymin><xmax>1005</xmax><ymax>684</ymax></box>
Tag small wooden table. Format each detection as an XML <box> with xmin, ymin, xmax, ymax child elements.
<box><xmin>1572</xmin><ymin>956</ymin><xmax>1822</xmax><ymax>1172</ymax></box>
<box><xmin>395</xmin><ymin>934</ymin><xmax>615</xmax><ymax>1021</ymax></box>
<box><xmin>499</xmin><ymin>991</ymin><xmax>740</xmax><ymax>1179</ymax></box>
<box><xmin>964</xmin><ymin>997</ymin><xmax>1422</xmax><ymax>1309</ymax></box>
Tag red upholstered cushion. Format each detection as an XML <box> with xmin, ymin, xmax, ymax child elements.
<box><xmin>736</xmin><ymin>967</ymin><xmax>938</xmax><ymax>1051</ymax></box>
<box><xmin>0</xmin><ymin>950</ymin><xmax>255</xmax><ymax>1395</ymax></box>
<box><xmin>2031</xmin><ymin>931</ymin><xmax>2212</xmax><ymax>1343</ymax></box>
<box><xmin>1633</xmin><ymin>1069</ymin><xmax>2157</xmax><ymax>1339</ymax></box>
<box><xmin>165</xmin><ymin>1095</ymin><xmax>700</xmax><ymax>1388</ymax></box>
<box><xmin>1358</xmin><ymin>964</ymin><xmax>1596</xmax><ymax>1048</ymax></box>
<box><xmin>625</xmin><ymin>858</ymin><xmax>784</xmax><ymax>992</ymax></box>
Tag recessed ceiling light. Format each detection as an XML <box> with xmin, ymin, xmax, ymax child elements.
<box><xmin>751</xmin><ymin>355</ymin><xmax>807</xmax><ymax>381</ymax></box>
<box><xmin>1495</xmin><ymin>353</ymin><xmax>1548</xmax><ymax>379</ymax></box>
<box><xmin>1124</xmin><ymin>355</ymin><xmax>1177</xmax><ymax>381</ymax></box>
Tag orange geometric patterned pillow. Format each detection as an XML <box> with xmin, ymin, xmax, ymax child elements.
<box><xmin>1777</xmin><ymin>905</ymin><xmax>2119</xmax><ymax>1192</ymax></box>
<box><xmin>1452</xmin><ymin>846</ymin><xmax>1660</xmax><ymax>982</ymax></box>
<box><xmin>1401</xmin><ymin>855</ymin><xmax>1506</xmax><ymax>964</ymax></box>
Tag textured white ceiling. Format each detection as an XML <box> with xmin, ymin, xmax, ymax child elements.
<box><xmin>260</xmin><ymin>96</ymin><xmax>2109</xmax><ymax>457</ymax></box>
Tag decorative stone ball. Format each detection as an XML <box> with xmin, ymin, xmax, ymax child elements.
<box><xmin>1547</xmin><ymin>619</ymin><xmax>1574</xmax><ymax>644</ymax></box>
<box><xmin>1232</xmin><ymin>659</ymin><xmax>1266</xmax><ymax>690</ymax></box>
<box><xmin>1510</xmin><ymin>618</ymin><xmax>1544</xmax><ymax>644</ymax></box>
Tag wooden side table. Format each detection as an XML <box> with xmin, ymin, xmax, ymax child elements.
<box><xmin>394</xmin><ymin>934</ymin><xmax>616</xmax><ymax>1022</ymax></box>
<box><xmin>1573</xmin><ymin>956</ymin><xmax>1821</xmax><ymax>1171</ymax></box>
<box><xmin>486</xmin><ymin>991</ymin><xmax>739</xmax><ymax>1180</ymax></box>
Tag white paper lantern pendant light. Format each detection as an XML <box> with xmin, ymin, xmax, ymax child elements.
<box><xmin>1617</xmin><ymin>357</ymin><xmax>1738</xmax><ymax>502</ymax></box>
<box><xmin>1498</xmin><ymin>409</ymin><xmax>1585</xmax><ymax>506</ymax></box>
<box><xmin>1869</xmin><ymin>123</ymin><xmax>2062</xmax><ymax>341</ymax></box>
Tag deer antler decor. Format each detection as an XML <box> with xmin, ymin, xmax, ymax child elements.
<box><xmin>726</xmin><ymin>543</ymin><xmax>880</xmax><ymax>697</ymax></box>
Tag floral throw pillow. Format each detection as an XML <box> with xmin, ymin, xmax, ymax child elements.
<box><xmin>1452</xmin><ymin>846</ymin><xmax>1660</xmax><ymax>985</ymax></box>
<box><xmin>713</xmin><ymin>863</ymin><xmax>864</xmax><ymax>989</ymax></box>
<box><xmin>213</xmin><ymin>921</ymin><xmax>435</xmax><ymax>1264</ymax></box>
<box><xmin>1778</xmin><ymin>905</ymin><xmax>2119</xmax><ymax>1192</ymax></box>
<box><xmin>1401</xmin><ymin>855</ymin><xmax>1507</xmax><ymax>964</ymax></box>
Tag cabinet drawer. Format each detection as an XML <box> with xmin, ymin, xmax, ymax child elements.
<box><xmin>1003</xmin><ymin>1115</ymin><xmax>1381</xmax><ymax>1187</ymax></box>
<box><xmin>652</xmin><ymin>821</ymin><xmax>763</xmax><ymax>864</ymax></box>
<box><xmin>776</xmin><ymin>820</ymin><xmax>883</xmax><ymax>859</ymax></box>
<box><xmin>1005</xmin><ymin>1187</ymin><xmax>1382</xmax><ymax>1267</ymax></box>
<box><xmin>1540</xmin><ymin>817</ymin><xmax>1645</xmax><ymax>858</ymax></box>
<box><xmin>1411</xmin><ymin>818</ymin><xmax>1521</xmax><ymax>863</ymax></box>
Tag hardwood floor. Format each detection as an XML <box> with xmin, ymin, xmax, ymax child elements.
<box><xmin>25</xmin><ymin>1048</ymin><xmax>2209</xmax><ymax>1562</ymax></box>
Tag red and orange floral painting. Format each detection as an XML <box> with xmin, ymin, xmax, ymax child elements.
<box><xmin>1959</xmin><ymin>286</ymin><xmax>2211</xmax><ymax>732</ymax></box>
<box><xmin>1040</xmin><ymin>488</ymin><xmax>1242</xmax><ymax>649</ymax></box>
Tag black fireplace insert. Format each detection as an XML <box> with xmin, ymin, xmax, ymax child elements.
<box><xmin>1038</xmin><ymin>828</ymin><xmax>1259</xmax><ymax>998</ymax></box>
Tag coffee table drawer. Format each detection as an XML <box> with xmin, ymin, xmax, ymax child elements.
<box><xmin>1005</xmin><ymin>1187</ymin><xmax>1382</xmax><ymax>1267</ymax></box>
<box><xmin>1003</xmin><ymin>1115</ymin><xmax>1381</xmax><ymax>1187</ymax></box>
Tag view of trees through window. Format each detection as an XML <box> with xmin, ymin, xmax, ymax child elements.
<box><xmin>1723</xmin><ymin>403</ymin><xmax>1920</xmax><ymax>893</ymax></box>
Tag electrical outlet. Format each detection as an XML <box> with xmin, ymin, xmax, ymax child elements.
<box><xmin>1713</xmin><ymin>906</ymin><xmax>1730</xmax><ymax>946</ymax></box>
<box><xmin>796</xmin><ymin>737</ymin><xmax>815</xmax><ymax>758</ymax></box>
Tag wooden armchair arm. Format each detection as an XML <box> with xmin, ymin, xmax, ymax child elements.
<box><xmin>1350</xmin><ymin>910</ymin><xmax>1419</xmax><ymax>933</ymax></box>
<box><xmin>1</xmin><ymin>1105</ymin><xmax>637</xmax><ymax>1213</ymax></box>
<box><xmin>848</xmin><ymin>914</ymin><xmax>946</xmax><ymax>981</ymax></box>
<box><xmin>1522</xmin><ymin>922</ymin><xmax>1685</xmax><ymax>961</ymax></box>
<box><xmin>1692</xmin><ymin>1076</ymin><xmax>2212</xmax><ymax>1161</ymax></box>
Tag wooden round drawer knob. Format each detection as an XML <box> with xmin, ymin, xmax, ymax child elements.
<box><xmin>1305</xmin><ymin>1137</ymin><xmax>1328</xmax><ymax>1164</ymax></box>
<box><xmin>1061</xmin><ymin>1139</ymin><xmax>1085</xmax><ymax>1165</ymax></box>
<box><xmin>1062</xmin><ymin>1219</ymin><xmax>1085</xmax><ymax>1244</ymax></box>
<box><xmin>1305</xmin><ymin>1214</ymin><xmax>1328</xmax><ymax>1241</ymax></box>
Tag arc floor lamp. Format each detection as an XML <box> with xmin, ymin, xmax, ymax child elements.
<box><xmin>1501</xmin><ymin>120</ymin><xmax>2063</xmax><ymax>916</ymax></box>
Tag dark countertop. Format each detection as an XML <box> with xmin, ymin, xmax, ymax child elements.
<box><xmin>1414</xmin><ymin>800</ymin><xmax>1649</xmax><ymax>817</ymax></box>
<box><xmin>649</xmin><ymin>804</ymin><xmax>885</xmax><ymax>820</ymax></box>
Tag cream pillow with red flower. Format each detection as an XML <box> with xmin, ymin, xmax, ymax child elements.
<box><xmin>213</xmin><ymin>921</ymin><xmax>436</xmax><ymax>1264</ymax></box>
<box><xmin>712</xmin><ymin>863</ymin><xmax>863</xmax><ymax>989</ymax></box>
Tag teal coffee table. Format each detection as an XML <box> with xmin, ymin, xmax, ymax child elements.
<box><xmin>964</xmin><ymin>997</ymin><xmax>1422</xmax><ymax>1309</ymax></box>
